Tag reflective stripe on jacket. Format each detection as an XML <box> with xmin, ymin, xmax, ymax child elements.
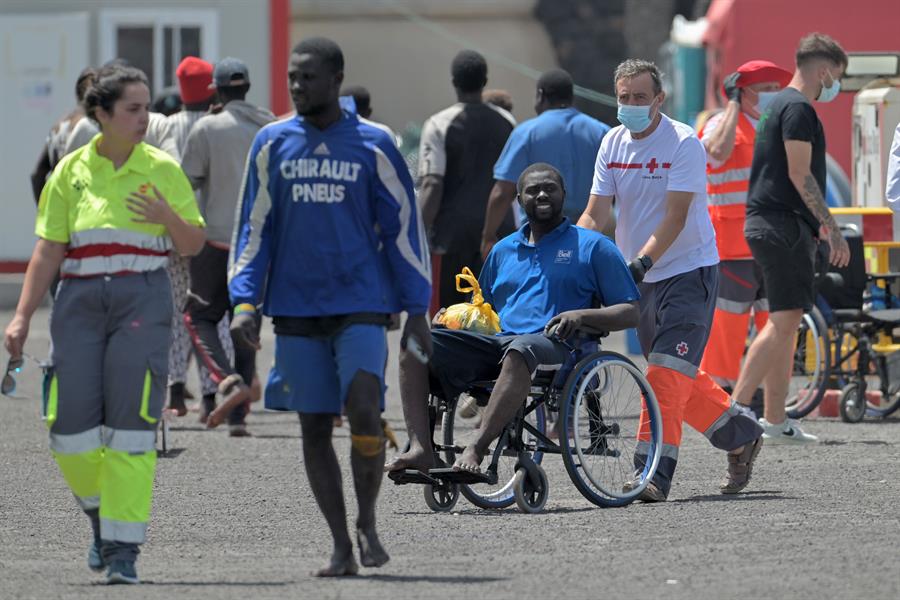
<box><xmin>700</xmin><ymin>113</ymin><xmax>755</xmax><ymax>260</ymax></box>
<box><xmin>61</xmin><ymin>228</ymin><xmax>171</xmax><ymax>278</ymax></box>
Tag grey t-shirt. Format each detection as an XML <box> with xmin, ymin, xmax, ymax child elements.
<box><xmin>63</xmin><ymin>112</ymin><xmax>170</xmax><ymax>155</ymax></box>
<box><xmin>180</xmin><ymin>100</ymin><xmax>276</xmax><ymax>245</ymax></box>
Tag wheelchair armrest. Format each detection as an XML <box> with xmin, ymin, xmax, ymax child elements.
<box><xmin>867</xmin><ymin>272</ymin><xmax>900</xmax><ymax>281</ymax></box>
<box><xmin>576</xmin><ymin>324</ymin><xmax>609</xmax><ymax>338</ymax></box>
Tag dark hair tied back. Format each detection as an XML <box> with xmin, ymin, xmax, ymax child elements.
<box><xmin>82</xmin><ymin>64</ymin><xmax>149</xmax><ymax>122</ymax></box>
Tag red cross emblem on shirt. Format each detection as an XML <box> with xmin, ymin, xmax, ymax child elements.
<box><xmin>676</xmin><ymin>341</ymin><xmax>689</xmax><ymax>357</ymax></box>
<box><xmin>647</xmin><ymin>158</ymin><xmax>660</xmax><ymax>173</ymax></box>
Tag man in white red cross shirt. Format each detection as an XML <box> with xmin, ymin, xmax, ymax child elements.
<box><xmin>578</xmin><ymin>59</ymin><xmax>764</xmax><ymax>502</ymax></box>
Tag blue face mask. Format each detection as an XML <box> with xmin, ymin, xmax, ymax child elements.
<box><xmin>617</xmin><ymin>99</ymin><xmax>657</xmax><ymax>133</ymax></box>
<box><xmin>817</xmin><ymin>76</ymin><xmax>841</xmax><ymax>103</ymax></box>
<box><xmin>755</xmin><ymin>91</ymin><xmax>778</xmax><ymax>114</ymax></box>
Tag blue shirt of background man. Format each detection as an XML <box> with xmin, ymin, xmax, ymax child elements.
<box><xmin>478</xmin><ymin>218</ymin><xmax>639</xmax><ymax>335</ymax></box>
<box><xmin>493</xmin><ymin>107</ymin><xmax>610</xmax><ymax>219</ymax></box>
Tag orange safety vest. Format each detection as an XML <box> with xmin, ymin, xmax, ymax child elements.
<box><xmin>700</xmin><ymin>112</ymin><xmax>755</xmax><ymax>260</ymax></box>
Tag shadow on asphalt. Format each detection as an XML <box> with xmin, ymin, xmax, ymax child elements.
<box><xmin>670</xmin><ymin>491</ymin><xmax>792</xmax><ymax>504</ymax></box>
<box><xmin>360</xmin><ymin>574</ymin><xmax>507</xmax><ymax>584</ymax></box>
<box><xmin>821</xmin><ymin>439</ymin><xmax>892</xmax><ymax>445</ymax></box>
<box><xmin>79</xmin><ymin>580</ymin><xmax>292</xmax><ymax>587</ymax></box>
<box><xmin>112</xmin><ymin>580</ymin><xmax>291</xmax><ymax>587</ymax></box>
<box><xmin>158</xmin><ymin>448</ymin><xmax>186</xmax><ymax>459</ymax></box>
<box><xmin>394</xmin><ymin>505</ymin><xmax>597</xmax><ymax>516</ymax></box>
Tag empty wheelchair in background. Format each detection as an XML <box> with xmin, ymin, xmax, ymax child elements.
<box><xmin>805</xmin><ymin>229</ymin><xmax>900</xmax><ymax>422</ymax></box>
<box><xmin>389</xmin><ymin>327</ymin><xmax>663</xmax><ymax>513</ymax></box>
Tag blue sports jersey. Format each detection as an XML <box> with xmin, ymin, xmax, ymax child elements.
<box><xmin>229</xmin><ymin>111</ymin><xmax>431</xmax><ymax>317</ymax></box>
<box><xmin>478</xmin><ymin>219</ymin><xmax>639</xmax><ymax>335</ymax></box>
<box><xmin>493</xmin><ymin>108</ymin><xmax>610</xmax><ymax>219</ymax></box>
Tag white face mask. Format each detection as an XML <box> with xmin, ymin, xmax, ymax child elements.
<box><xmin>755</xmin><ymin>91</ymin><xmax>778</xmax><ymax>114</ymax></box>
<box><xmin>617</xmin><ymin>98</ymin><xmax>658</xmax><ymax>133</ymax></box>
<box><xmin>817</xmin><ymin>74</ymin><xmax>841</xmax><ymax>103</ymax></box>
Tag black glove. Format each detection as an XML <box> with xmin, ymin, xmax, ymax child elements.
<box><xmin>723</xmin><ymin>72</ymin><xmax>742</xmax><ymax>103</ymax></box>
<box><xmin>628</xmin><ymin>255</ymin><xmax>653</xmax><ymax>284</ymax></box>
<box><xmin>230</xmin><ymin>310</ymin><xmax>260</xmax><ymax>350</ymax></box>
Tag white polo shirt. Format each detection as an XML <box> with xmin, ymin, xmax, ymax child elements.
<box><xmin>591</xmin><ymin>113</ymin><xmax>719</xmax><ymax>283</ymax></box>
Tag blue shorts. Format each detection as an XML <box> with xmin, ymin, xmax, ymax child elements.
<box><xmin>264</xmin><ymin>324</ymin><xmax>388</xmax><ymax>414</ymax></box>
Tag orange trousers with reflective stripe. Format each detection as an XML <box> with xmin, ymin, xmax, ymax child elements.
<box><xmin>700</xmin><ymin>308</ymin><xmax>768</xmax><ymax>382</ymax></box>
<box><xmin>638</xmin><ymin>365</ymin><xmax>733</xmax><ymax>448</ymax></box>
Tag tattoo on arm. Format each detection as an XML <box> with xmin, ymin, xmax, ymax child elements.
<box><xmin>800</xmin><ymin>174</ymin><xmax>837</xmax><ymax>229</ymax></box>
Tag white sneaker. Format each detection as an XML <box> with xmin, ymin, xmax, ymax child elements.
<box><xmin>759</xmin><ymin>418</ymin><xmax>819</xmax><ymax>445</ymax></box>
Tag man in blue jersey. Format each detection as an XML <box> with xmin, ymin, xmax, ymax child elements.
<box><xmin>385</xmin><ymin>163</ymin><xmax>640</xmax><ymax>474</ymax></box>
<box><xmin>480</xmin><ymin>69</ymin><xmax>610</xmax><ymax>259</ymax></box>
<box><xmin>227</xmin><ymin>37</ymin><xmax>432</xmax><ymax>577</ymax></box>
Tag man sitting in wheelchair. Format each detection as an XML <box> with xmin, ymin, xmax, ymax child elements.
<box><xmin>385</xmin><ymin>163</ymin><xmax>641</xmax><ymax>476</ymax></box>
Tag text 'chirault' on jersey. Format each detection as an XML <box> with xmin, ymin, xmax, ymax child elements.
<box><xmin>279</xmin><ymin>158</ymin><xmax>363</xmax><ymax>204</ymax></box>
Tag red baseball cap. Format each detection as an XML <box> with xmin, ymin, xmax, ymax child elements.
<box><xmin>735</xmin><ymin>60</ymin><xmax>792</xmax><ymax>88</ymax></box>
<box><xmin>175</xmin><ymin>56</ymin><xmax>214</xmax><ymax>103</ymax></box>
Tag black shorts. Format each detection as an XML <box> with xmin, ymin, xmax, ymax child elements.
<box><xmin>428</xmin><ymin>329</ymin><xmax>570</xmax><ymax>399</ymax></box>
<box><xmin>745</xmin><ymin>212</ymin><xmax>816</xmax><ymax>312</ymax></box>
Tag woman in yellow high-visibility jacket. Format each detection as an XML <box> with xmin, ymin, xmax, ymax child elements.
<box><xmin>4</xmin><ymin>63</ymin><xmax>205</xmax><ymax>585</ymax></box>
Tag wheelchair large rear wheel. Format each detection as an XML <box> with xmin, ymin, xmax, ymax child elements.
<box><xmin>559</xmin><ymin>352</ymin><xmax>662</xmax><ymax>508</ymax></box>
<box><xmin>786</xmin><ymin>307</ymin><xmax>831</xmax><ymax>419</ymax></box>
<box><xmin>441</xmin><ymin>393</ymin><xmax>546</xmax><ymax>509</ymax></box>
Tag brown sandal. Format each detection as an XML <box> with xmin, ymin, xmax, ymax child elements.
<box><xmin>721</xmin><ymin>437</ymin><xmax>763</xmax><ymax>494</ymax></box>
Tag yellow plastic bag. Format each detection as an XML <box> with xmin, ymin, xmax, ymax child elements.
<box><xmin>437</xmin><ymin>267</ymin><xmax>501</xmax><ymax>335</ymax></box>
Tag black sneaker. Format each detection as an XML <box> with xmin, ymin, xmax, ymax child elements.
<box><xmin>106</xmin><ymin>560</ymin><xmax>139</xmax><ymax>584</ymax></box>
<box><xmin>87</xmin><ymin>540</ymin><xmax>104</xmax><ymax>572</ymax></box>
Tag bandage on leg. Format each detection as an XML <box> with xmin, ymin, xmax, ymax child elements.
<box><xmin>351</xmin><ymin>434</ymin><xmax>385</xmax><ymax>457</ymax></box>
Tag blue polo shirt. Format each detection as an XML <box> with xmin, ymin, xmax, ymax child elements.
<box><xmin>493</xmin><ymin>108</ymin><xmax>610</xmax><ymax>219</ymax></box>
<box><xmin>478</xmin><ymin>218</ymin><xmax>639</xmax><ymax>335</ymax></box>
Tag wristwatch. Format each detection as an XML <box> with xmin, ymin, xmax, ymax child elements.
<box><xmin>637</xmin><ymin>254</ymin><xmax>653</xmax><ymax>271</ymax></box>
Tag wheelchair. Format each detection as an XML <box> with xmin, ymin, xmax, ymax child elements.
<box><xmin>808</xmin><ymin>230</ymin><xmax>900</xmax><ymax>422</ymax></box>
<box><xmin>388</xmin><ymin>327</ymin><xmax>663</xmax><ymax>513</ymax></box>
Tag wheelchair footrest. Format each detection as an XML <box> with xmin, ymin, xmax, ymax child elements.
<box><xmin>428</xmin><ymin>467</ymin><xmax>497</xmax><ymax>485</ymax></box>
<box><xmin>387</xmin><ymin>469</ymin><xmax>439</xmax><ymax>486</ymax></box>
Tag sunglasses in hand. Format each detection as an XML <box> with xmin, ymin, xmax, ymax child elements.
<box><xmin>2</xmin><ymin>352</ymin><xmax>49</xmax><ymax>398</ymax></box>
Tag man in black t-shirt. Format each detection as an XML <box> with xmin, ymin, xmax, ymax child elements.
<box><xmin>417</xmin><ymin>50</ymin><xmax>516</xmax><ymax>313</ymax></box>
<box><xmin>730</xmin><ymin>33</ymin><xmax>849</xmax><ymax>445</ymax></box>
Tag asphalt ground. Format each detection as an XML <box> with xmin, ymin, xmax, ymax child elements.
<box><xmin>1</xmin><ymin>307</ymin><xmax>899</xmax><ymax>599</ymax></box>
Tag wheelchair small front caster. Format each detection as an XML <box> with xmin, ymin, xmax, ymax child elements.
<box><xmin>513</xmin><ymin>465</ymin><xmax>548</xmax><ymax>513</ymax></box>
<box><xmin>839</xmin><ymin>383</ymin><xmax>866</xmax><ymax>423</ymax></box>
<box><xmin>424</xmin><ymin>481</ymin><xmax>460</xmax><ymax>512</ymax></box>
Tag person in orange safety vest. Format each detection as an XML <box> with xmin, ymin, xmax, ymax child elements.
<box><xmin>698</xmin><ymin>60</ymin><xmax>793</xmax><ymax>393</ymax></box>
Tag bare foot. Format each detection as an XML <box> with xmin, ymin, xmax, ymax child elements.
<box><xmin>383</xmin><ymin>449</ymin><xmax>433</xmax><ymax>473</ymax></box>
<box><xmin>357</xmin><ymin>527</ymin><xmax>389</xmax><ymax>568</ymax></box>
<box><xmin>314</xmin><ymin>550</ymin><xmax>359</xmax><ymax>577</ymax></box>
<box><xmin>207</xmin><ymin>383</ymin><xmax>250</xmax><ymax>429</ymax></box>
<box><xmin>452</xmin><ymin>445</ymin><xmax>484</xmax><ymax>473</ymax></box>
<box><xmin>250</xmin><ymin>374</ymin><xmax>262</xmax><ymax>403</ymax></box>
<box><xmin>167</xmin><ymin>401</ymin><xmax>188</xmax><ymax>417</ymax></box>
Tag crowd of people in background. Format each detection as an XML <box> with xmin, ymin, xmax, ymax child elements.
<box><xmin>5</xmin><ymin>29</ymin><xmax>853</xmax><ymax>584</ymax></box>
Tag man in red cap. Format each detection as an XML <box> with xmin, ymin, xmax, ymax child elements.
<box><xmin>160</xmin><ymin>56</ymin><xmax>234</xmax><ymax>419</ymax></box>
<box><xmin>697</xmin><ymin>60</ymin><xmax>792</xmax><ymax>411</ymax></box>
